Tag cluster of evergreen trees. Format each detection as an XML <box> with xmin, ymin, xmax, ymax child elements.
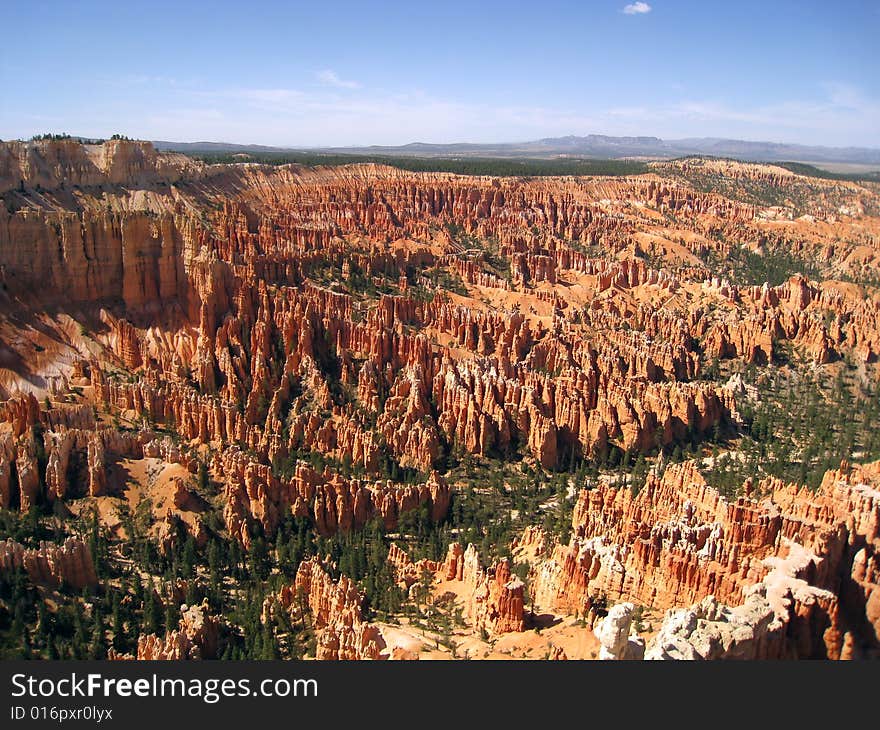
<box><xmin>702</xmin><ymin>362</ymin><xmax>880</xmax><ymax>495</ymax></box>
<box><xmin>191</xmin><ymin>152</ymin><xmax>648</xmax><ymax>178</ymax></box>
<box><xmin>697</xmin><ymin>237</ymin><xmax>822</xmax><ymax>288</ymax></box>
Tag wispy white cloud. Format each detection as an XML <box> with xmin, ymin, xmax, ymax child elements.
<box><xmin>623</xmin><ymin>2</ymin><xmax>652</xmax><ymax>15</ymax></box>
<box><xmin>9</xmin><ymin>74</ymin><xmax>876</xmax><ymax>148</ymax></box>
<box><xmin>124</xmin><ymin>74</ymin><xmax>180</xmax><ymax>86</ymax></box>
<box><xmin>601</xmin><ymin>87</ymin><xmax>880</xmax><ymax>145</ymax></box>
<box><xmin>316</xmin><ymin>70</ymin><xmax>361</xmax><ymax>89</ymax></box>
<box><xmin>822</xmin><ymin>82</ymin><xmax>865</xmax><ymax>110</ymax></box>
<box><xmin>209</xmin><ymin>80</ymin><xmax>876</xmax><ymax>147</ymax></box>
<box><xmin>234</xmin><ymin>88</ymin><xmax>304</xmax><ymax>104</ymax></box>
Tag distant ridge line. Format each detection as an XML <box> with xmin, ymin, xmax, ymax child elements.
<box><xmin>150</xmin><ymin>134</ymin><xmax>880</xmax><ymax>166</ymax></box>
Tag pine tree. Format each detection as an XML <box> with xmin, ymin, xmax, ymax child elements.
<box><xmin>143</xmin><ymin>586</ymin><xmax>161</xmax><ymax>634</ymax></box>
<box><xmin>261</xmin><ymin>624</ymin><xmax>277</xmax><ymax>659</ymax></box>
<box><xmin>112</xmin><ymin>596</ymin><xmax>126</xmax><ymax>652</ymax></box>
<box><xmin>90</xmin><ymin>607</ymin><xmax>105</xmax><ymax>659</ymax></box>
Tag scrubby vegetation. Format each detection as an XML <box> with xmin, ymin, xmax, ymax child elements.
<box><xmin>775</xmin><ymin>161</ymin><xmax>880</xmax><ymax>184</ymax></box>
<box><xmin>699</xmin><ymin>240</ymin><xmax>822</xmax><ymax>287</ymax></box>
<box><xmin>701</xmin><ymin>361</ymin><xmax>880</xmax><ymax>495</ymax></box>
<box><xmin>189</xmin><ymin>151</ymin><xmax>649</xmax><ymax>177</ymax></box>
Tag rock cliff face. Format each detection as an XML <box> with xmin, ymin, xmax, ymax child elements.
<box><xmin>0</xmin><ymin>139</ymin><xmax>203</xmax><ymax>194</ymax></box>
<box><xmin>384</xmin><ymin>541</ymin><xmax>526</xmax><ymax>637</ymax></box>
<box><xmin>600</xmin><ymin>537</ymin><xmax>845</xmax><ymax>661</ymax></box>
<box><xmin>218</xmin><ymin>448</ymin><xmax>450</xmax><ymax>546</ymax></box>
<box><xmin>440</xmin><ymin>542</ymin><xmax>525</xmax><ymax>635</ymax></box>
<box><xmin>0</xmin><ymin>537</ymin><xmax>97</xmax><ymax>590</ymax></box>
<box><xmin>0</xmin><ymin>417</ymin><xmax>158</xmax><ymax>508</ymax></box>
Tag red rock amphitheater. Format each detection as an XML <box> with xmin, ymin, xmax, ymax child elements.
<box><xmin>0</xmin><ymin>139</ymin><xmax>877</xmax><ymax>660</ymax></box>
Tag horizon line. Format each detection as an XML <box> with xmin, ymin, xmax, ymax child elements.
<box><xmin>7</xmin><ymin>131</ymin><xmax>880</xmax><ymax>154</ymax></box>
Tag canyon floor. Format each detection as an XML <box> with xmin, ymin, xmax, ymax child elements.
<box><xmin>0</xmin><ymin>139</ymin><xmax>878</xmax><ymax>660</ymax></box>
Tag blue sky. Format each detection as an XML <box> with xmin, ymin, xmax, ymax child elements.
<box><xmin>1</xmin><ymin>0</ymin><xmax>878</xmax><ymax>147</ymax></box>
